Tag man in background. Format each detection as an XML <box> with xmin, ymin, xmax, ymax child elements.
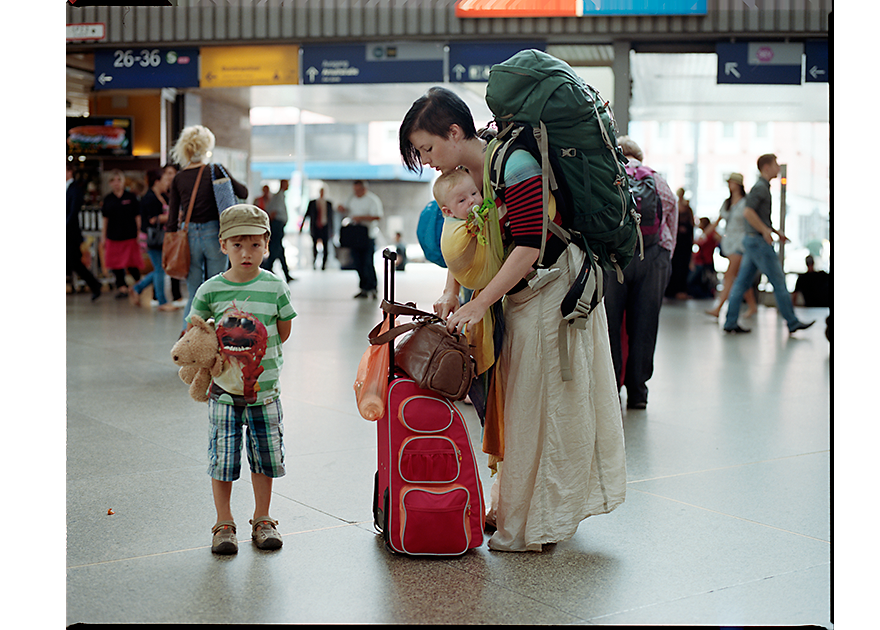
<box><xmin>604</xmin><ymin>136</ymin><xmax>678</xmax><ymax>410</ymax></box>
<box><xmin>338</xmin><ymin>180</ymin><xmax>383</xmax><ymax>299</ymax></box>
<box><xmin>302</xmin><ymin>187</ymin><xmax>334</xmax><ymax>270</ymax></box>
<box><xmin>723</xmin><ymin>154</ymin><xmax>813</xmax><ymax>335</ymax></box>
<box><xmin>261</xmin><ymin>179</ymin><xmax>294</xmax><ymax>283</ymax></box>
<box><xmin>67</xmin><ymin>162</ymin><xmax>103</xmax><ymax>300</ymax></box>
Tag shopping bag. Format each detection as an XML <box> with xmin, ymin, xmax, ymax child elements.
<box><xmin>354</xmin><ymin>316</ymin><xmax>391</xmax><ymax>421</ymax></box>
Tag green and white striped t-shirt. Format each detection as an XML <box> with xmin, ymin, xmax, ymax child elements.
<box><xmin>188</xmin><ymin>270</ymin><xmax>296</xmax><ymax>406</ymax></box>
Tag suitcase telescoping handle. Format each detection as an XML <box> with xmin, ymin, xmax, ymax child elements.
<box><xmin>382</xmin><ymin>248</ymin><xmax>397</xmax><ymax>380</ymax></box>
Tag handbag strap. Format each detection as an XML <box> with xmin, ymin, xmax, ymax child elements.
<box><xmin>369</xmin><ymin>300</ymin><xmax>467</xmax><ymax>347</ymax></box>
<box><xmin>212</xmin><ymin>163</ymin><xmax>230</xmax><ymax>180</ymax></box>
<box><xmin>370</xmin><ymin>300</ymin><xmax>439</xmax><ymax>345</ymax></box>
<box><xmin>368</xmin><ymin>318</ymin><xmax>419</xmax><ymax>346</ymax></box>
<box><xmin>380</xmin><ymin>299</ymin><xmax>437</xmax><ymax>321</ymax></box>
<box><xmin>179</xmin><ymin>164</ymin><xmax>205</xmax><ymax>232</ymax></box>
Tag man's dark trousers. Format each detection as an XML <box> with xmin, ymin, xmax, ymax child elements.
<box><xmin>604</xmin><ymin>242</ymin><xmax>671</xmax><ymax>406</ymax></box>
<box><xmin>350</xmin><ymin>240</ymin><xmax>378</xmax><ymax>292</ymax></box>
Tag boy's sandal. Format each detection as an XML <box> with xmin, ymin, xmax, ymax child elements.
<box><xmin>211</xmin><ymin>520</ymin><xmax>238</xmax><ymax>555</ymax></box>
<box><xmin>250</xmin><ymin>517</ymin><xmax>283</xmax><ymax>550</ymax></box>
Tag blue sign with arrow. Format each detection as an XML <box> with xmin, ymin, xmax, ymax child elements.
<box><xmin>448</xmin><ymin>42</ymin><xmax>545</xmax><ymax>83</ymax></box>
<box><xmin>302</xmin><ymin>43</ymin><xmax>444</xmax><ymax>85</ymax></box>
<box><xmin>805</xmin><ymin>41</ymin><xmax>829</xmax><ymax>83</ymax></box>
<box><xmin>717</xmin><ymin>42</ymin><xmax>803</xmax><ymax>85</ymax></box>
<box><xmin>94</xmin><ymin>47</ymin><xmax>200</xmax><ymax>90</ymax></box>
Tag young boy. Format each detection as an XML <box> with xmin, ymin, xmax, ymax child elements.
<box><xmin>186</xmin><ymin>204</ymin><xmax>296</xmax><ymax>554</ymax></box>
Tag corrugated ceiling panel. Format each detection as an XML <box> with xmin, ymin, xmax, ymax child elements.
<box><xmin>547</xmin><ymin>45</ymin><xmax>615</xmax><ymax>66</ymax></box>
<box><xmin>66</xmin><ymin>0</ymin><xmax>829</xmax><ymax>46</ymax></box>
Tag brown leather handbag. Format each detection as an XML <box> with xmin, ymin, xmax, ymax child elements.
<box><xmin>162</xmin><ymin>164</ymin><xmax>205</xmax><ymax>280</ymax></box>
<box><xmin>369</xmin><ymin>300</ymin><xmax>475</xmax><ymax>401</ymax></box>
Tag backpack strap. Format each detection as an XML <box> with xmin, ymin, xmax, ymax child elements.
<box><xmin>557</xmin><ymin>247</ymin><xmax>603</xmax><ymax>381</ymax></box>
<box><xmin>533</xmin><ymin>121</ymin><xmax>552</xmax><ymax>267</ymax></box>
<box><xmin>488</xmin><ymin>125</ymin><xmax>517</xmax><ymax>197</ymax></box>
<box><xmin>489</xmin><ymin>124</ymin><xmax>570</xmax><ymax>268</ymax></box>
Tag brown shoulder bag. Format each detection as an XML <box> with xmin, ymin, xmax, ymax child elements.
<box><xmin>369</xmin><ymin>300</ymin><xmax>475</xmax><ymax>401</ymax></box>
<box><xmin>162</xmin><ymin>164</ymin><xmax>205</xmax><ymax>280</ymax></box>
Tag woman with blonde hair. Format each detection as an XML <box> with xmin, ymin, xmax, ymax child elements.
<box><xmin>166</xmin><ymin>125</ymin><xmax>248</xmax><ymax>332</ymax></box>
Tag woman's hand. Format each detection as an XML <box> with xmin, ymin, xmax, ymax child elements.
<box><xmin>434</xmin><ymin>271</ymin><xmax>461</xmax><ymax>321</ymax></box>
<box><xmin>446</xmin><ymin>297</ymin><xmax>488</xmax><ymax>334</ymax></box>
<box><xmin>442</xmin><ymin>245</ymin><xmax>540</xmax><ymax>334</ymax></box>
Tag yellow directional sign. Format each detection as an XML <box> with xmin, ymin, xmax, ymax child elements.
<box><xmin>201</xmin><ymin>45</ymin><xmax>299</xmax><ymax>88</ymax></box>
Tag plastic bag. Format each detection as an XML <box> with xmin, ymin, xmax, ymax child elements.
<box><xmin>354</xmin><ymin>316</ymin><xmax>390</xmax><ymax>421</ymax></box>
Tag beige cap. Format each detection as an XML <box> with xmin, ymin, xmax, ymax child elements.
<box><xmin>219</xmin><ymin>204</ymin><xmax>270</xmax><ymax>239</ymax></box>
<box><xmin>727</xmin><ymin>172</ymin><xmax>744</xmax><ymax>185</ymax></box>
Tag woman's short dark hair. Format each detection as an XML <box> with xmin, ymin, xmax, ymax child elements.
<box><xmin>399</xmin><ymin>87</ymin><xmax>478</xmax><ymax>173</ymax></box>
<box><xmin>146</xmin><ymin>168</ymin><xmax>164</xmax><ymax>188</ymax></box>
<box><xmin>147</xmin><ymin>164</ymin><xmax>178</xmax><ymax>188</ymax></box>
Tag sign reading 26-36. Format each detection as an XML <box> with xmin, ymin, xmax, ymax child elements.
<box><xmin>94</xmin><ymin>47</ymin><xmax>200</xmax><ymax>90</ymax></box>
<box><xmin>111</xmin><ymin>49</ymin><xmax>165</xmax><ymax>69</ymax></box>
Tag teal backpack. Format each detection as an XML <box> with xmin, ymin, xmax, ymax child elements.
<box><xmin>485</xmin><ymin>49</ymin><xmax>643</xmax><ymax>379</ymax></box>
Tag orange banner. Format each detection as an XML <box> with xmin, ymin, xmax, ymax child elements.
<box><xmin>456</xmin><ymin>0</ymin><xmax>579</xmax><ymax>18</ymax></box>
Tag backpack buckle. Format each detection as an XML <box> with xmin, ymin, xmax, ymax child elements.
<box><xmin>561</xmin><ymin>147</ymin><xmax>577</xmax><ymax>158</ymax></box>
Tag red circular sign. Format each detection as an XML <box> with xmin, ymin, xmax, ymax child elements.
<box><xmin>756</xmin><ymin>47</ymin><xmax>774</xmax><ymax>63</ymax></box>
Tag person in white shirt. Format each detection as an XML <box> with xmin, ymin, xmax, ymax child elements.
<box><xmin>338</xmin><ymin>180</ymin><xmax>384</xmax><ymax>299</ymax></box>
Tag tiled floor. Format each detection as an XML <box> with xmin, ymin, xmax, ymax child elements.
<box><xmin>65</xmin><ymin>253</ymin><xmax>831</xmax><ymax>626</ymax></box>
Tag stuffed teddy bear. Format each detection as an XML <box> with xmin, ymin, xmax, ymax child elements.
<box><xmin>170</xmin><ymin>315</ymin><xmax>224</xmax><ymax>402</ymax></box>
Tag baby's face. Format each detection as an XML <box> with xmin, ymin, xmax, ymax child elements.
<box><xmin>443</xmin><ymin>178</ymin><xmax>483</xmax><ymax>220</ymax></box>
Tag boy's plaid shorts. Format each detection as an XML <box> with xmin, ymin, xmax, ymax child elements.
<box><xmin>207</xmin><ymin>398</ymin><xmax>285</xmax><ymax>482</ymax></box>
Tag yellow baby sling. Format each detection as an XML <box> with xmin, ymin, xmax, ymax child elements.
<box><xmin>440</xmin><ymin>147</ymin><xmax>507</xmax><ymax>376</ymax></box>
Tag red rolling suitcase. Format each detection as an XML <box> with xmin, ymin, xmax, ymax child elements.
<box><xmin>370</xmin><ymin>249</ymin><xmax>485</xmax><ymax>556</ymax></box>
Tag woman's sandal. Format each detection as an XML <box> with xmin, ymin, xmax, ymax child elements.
<box><xmin>211</xmin><ymin>521</ymin><xmax>238</xmax><ymax>555</ymax></box>
<box><xmin>250</xmin><ymin>517</ymin><xmax>283</xmax><ymax>550</ymax></box>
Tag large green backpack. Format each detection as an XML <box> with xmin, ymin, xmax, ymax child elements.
<box><xmin>486</xmin><ymin>49</ymin><xmax>643</xmax><ymax>285</ymax></box>
<box><xmin>485</xmin><ymin>49</ymin><xmax>643</xmax><ymax>380</ymax></box>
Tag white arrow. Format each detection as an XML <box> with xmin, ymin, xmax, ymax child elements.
<box><xmin>306</xmin><ymin>66</ymin><xmax>319</xmax><ymax>83</ymax></box>
<box><xmin>453</xmin><ymin>64</ymin><xmax>466</xmax><ymax>80</ymax></box>
<box><xmin>724</xmin><ymin>62</ymin><xmax>741</xmax><ymax>79</ymax></box>
<box><xmin>809</xmin><ymin>65</ymin><xmax>826</xmax><ymax>79</ymax></box>
<box><xmin>98</xmin><ymin>72</ymin><xmax>113</xmax><ymax>85</ymax></box>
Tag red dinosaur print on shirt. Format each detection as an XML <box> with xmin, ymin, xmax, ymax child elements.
<box><xmin>216</xmin><ymin>304</ymin><xmax>268</xmax><ymax>404</ymax></box>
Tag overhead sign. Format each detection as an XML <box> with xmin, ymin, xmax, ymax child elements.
<box><xmin>805</xmin><ymin>40</ymin><xmax>829</xmax><ymax>83</ymax></box>
<box><xmin>302</xmin><ymin>43</ymin><xmax>444</xmax><ymax>85</ymax></box>
<box><xmin>93</xmin><ymin>47</ymin><xmax>200</xmax><ymax>90</ymax></box>
<box><xmin>201</xmin><ymin>45</ymin><xmax>298</xmax><ymax>88</ymax></box>
<box><xmin>456</xmin><ymin>0</ymin><xmax>707</xmax><ymax>18</ymax></box>
<box><xmin>67</xmin><ymin>23</ymin><xmax>105</xmax><ymax>41</ymax></box>
<box><xmin>716</xmin><ymin>42</ymin><xmax>803</xmax><ymax>85</ymax></box>
<box><xmin>448</xmin><ymin>42</ymin><xmax>545</xmax><ymax>82</ymax></box>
